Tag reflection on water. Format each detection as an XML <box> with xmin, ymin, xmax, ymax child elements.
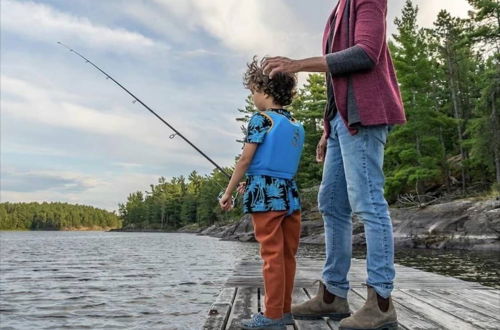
<box><xmin>0</xmin><ymin>231</ymin><xmax>498</xmax><ymax>330</ymax></box>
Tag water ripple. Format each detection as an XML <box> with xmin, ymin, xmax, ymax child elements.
<box><xmin>0</xmin><ymin>231</ymin><xmax>258</xmax><ymax>329</ymax></box>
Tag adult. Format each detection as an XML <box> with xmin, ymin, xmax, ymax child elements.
<box><xmin>263</xmin><ymin>0</ymin><xmax>405</xmax><ymax>329</ymax></box>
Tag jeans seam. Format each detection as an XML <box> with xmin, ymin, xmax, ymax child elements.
<box><xmin>330</xmin><ymin>157</ymin><xmax>341</xmax><ymax>278</ymax></box>
<box><xmin>362</xmin><ymin>131</ymin><xmax>391</xmax><ymax>285</ymax></box>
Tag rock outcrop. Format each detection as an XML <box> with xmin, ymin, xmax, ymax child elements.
<box><xmin>193</xmin><ymin>197</ymin><xmax>500</xmax><ymax>251</ymax></box>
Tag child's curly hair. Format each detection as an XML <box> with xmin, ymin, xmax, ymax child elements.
<box><xmin>243</xmin><ymin>56</ymin><xmax>297</xmax><ymax>106</ymax></box>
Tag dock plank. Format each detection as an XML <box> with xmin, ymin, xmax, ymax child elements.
<box><xmin>390</xmin><ymin>289</ymin><xmax>477</xmax><ymax>329</ymax></box>
<box><xmin>423</xmin><ymin>289</ymin><xmax>500</xmax><ymax>321</ymax></box>
<box><xmin>401</xmin><ymin>289</ymin><xmax>498</xmax><ymax>329</ymax></box>
<box><xmin>226</xmin><ymin>287</ymin><xmax>259</xmax><ymax>330</ymax></box>
<box><xmin>203</xmin><ymin>287</ymin><xmax>237</xmax><ymax>330</ymax></box>
<box><xmin>209</xmin><ymin>258</ymin><xmax>499</xmax><ymax>330</ymax></box>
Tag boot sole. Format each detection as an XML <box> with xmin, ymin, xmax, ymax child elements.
<box><xmin>240</xmin><ymin>324</ymin><xmax>286</xmax><ymax>330</ymax></box>
<box><xmin>339</xmin><ymin>321</ymin><xmax>399</xmax><ymax>330</ymax></box>
<box><xmin>293</xmin><ymin>312</ymin><xmax>351</xmax><ymax>321</ymax></box>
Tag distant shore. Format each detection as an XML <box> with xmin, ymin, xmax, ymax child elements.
<box><xmin>108</xmin><ymin>228</ymin><xmax>176</xmax><ymax>233</ymax></box>
<box><xmin>1</xmin><ymin>226</ymin><xmax>116</xmax><ymax>232</ymax></box>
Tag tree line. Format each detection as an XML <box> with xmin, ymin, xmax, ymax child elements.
<box><xmin>117</xmin><ymin>0</ymin><xmax>499</xmax><ymax>229</ymax></box>
<box><xmin>0</xmin><ymin>202</ymin><xmax>122</xmax><ymax>230</ymax></box>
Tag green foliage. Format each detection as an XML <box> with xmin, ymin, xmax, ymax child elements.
<box><xmin>118</xmin><ymin>170</ymin><xmax>242</xmax><ymax>230</ymax></box>
<box><xmin>384</xmin><ymin>0</ymin><xmax>499</xmax><ymax>201</ymax></box>
<box><xmin>467</xmin><ymin>0</ymin><xmax>500</xmax><ymax>54</ymax></box>
<box><xmin>0</xmin><ymin>202</ymin><xmax>121</xmax><ymax>230</ymax></box>
<box><xmin>290</xmin><ymin>74</ymin><xmax>327</xmax><ymax>188</ymax></box>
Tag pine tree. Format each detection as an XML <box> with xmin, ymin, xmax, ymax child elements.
<box><xmin>290</xmin><ymin>74</ymin><xmax>327</xmax><ymax>188</ymax></box>
<box><xmin>235</xmin><ymin>95</ymin><xmax>257</xmax><ymax>143</ymax></box>
<box><xmin>465</xmin><ymin>0</ymin><xmax>500</xmax><ymax>186</ymax></box>
<box><xmin>386</xmin><ymin>0</ymin><xmax>455</xmax><ymax>202</ymax></box>
<box><xmin>432</xmin><ymin>10</ymin><xmax>481</xmax><ymax>193</ymax></box>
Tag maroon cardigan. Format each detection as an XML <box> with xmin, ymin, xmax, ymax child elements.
<box><xmin>322</xmin><ymin>0</ymin><xmax>406</xmax><ymax>136</ymax></box>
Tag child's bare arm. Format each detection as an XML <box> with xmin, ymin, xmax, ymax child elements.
<box><xmin>219</xmin><ymin>143</ymin><xmax>258</xmax><ymax>210</ymax></box>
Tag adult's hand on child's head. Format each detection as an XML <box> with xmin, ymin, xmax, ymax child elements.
<box><xmin>236</xmin><ymin>182</ymin><xmax>246</xmax><ymax>195</ymax></box>
<box><xmin>263</xmin><ymin>56</ymin><xmax>299</xmax><ymax>78</ymax></box>
<box><xmin>316</xmin><ymin>134</ymin><xmax>327</xmax><ymax>163</ymax></box>
<box><xmin>219</xmin><ymin>193</ymin><xmax>233</xmax><ymax>211</ymax></box>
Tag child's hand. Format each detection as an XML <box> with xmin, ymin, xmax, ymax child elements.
<box><xmin>219</xmin><ymin>193</ymin><xmax>233</xmax><ymax>211</ymax></box>
<box><xmin>237</xmin><ymin>182</ymin><xmax>247</xmax><ymax>194</ymax></box>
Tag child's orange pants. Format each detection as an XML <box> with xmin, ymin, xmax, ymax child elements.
<box><xmin>251</xmin><ymin>210</ymin><xmax>301</xmax><ymax>319</ymax></box>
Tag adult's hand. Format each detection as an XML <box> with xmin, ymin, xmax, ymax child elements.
<box><xmin>316</xmin><ymin>134</ymin><xmax>328</xmax><ymax>163</ymax></box>
<box><xmin>262</xmin><ymin>57</ymin><xmax>300</xmax><ymax>78</ymax></box>
<box><xmin>263</xmin><ymin>56</ymin><xmax>329</xmax><ymax>78</ymax></box>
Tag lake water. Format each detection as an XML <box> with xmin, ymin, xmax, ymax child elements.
<box><xmin>1</xmin><ymin>231</ymin><xmax>498</xmax><ymax>329</ymax></box>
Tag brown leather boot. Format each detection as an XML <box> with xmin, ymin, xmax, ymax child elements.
<box><xmin>339</xmin><ymin>286</ymin><xmax>398</xmax><ymax>330</ymax></box>
<box><xmin>291</xmin><ymin>281</ymin><xmax>351</xmax><ymax>320</ymax></box>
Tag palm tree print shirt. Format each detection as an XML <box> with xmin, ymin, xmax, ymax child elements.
<box><xmin>243</xmin><ymin>109</ymin><xmax>301</xmax><ymax>214</ymax></box>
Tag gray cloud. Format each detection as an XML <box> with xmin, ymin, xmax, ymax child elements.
<box><xmin>1</xmin><ymin>171</ymin><xmax>95</xmax><ymax>193</ymax></box>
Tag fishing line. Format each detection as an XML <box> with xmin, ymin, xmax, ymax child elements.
<box><xmin>57</xmin><ymin>42</ymin><xmax>231</xmax><ymax>179</ymax></box>
<box><xmin>58</xmin><ymin>42</ymin><xmax>240</xmax><ymax>207</ymax></box>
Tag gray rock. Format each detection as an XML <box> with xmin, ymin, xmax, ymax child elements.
<box><xmin>391</xmin><ymin>198</ymin><xmax>500</xmax><ymax>250</ymax></box>
<box><xmin>194</xmin><ymin>197</ymin><xmax>500</xmax><ymax>251</ymax></box>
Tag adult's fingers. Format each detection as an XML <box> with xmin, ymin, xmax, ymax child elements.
<box><xmin>316</xmin><ymin>144</ymin><xmax>326</xmax><ymax>163</ymax></box>
<box><xmin>263</xmin><ymin>61</ymin><xmax>279</xmax><ymax>75</ymax></box>
<box><xmin>268</xmin><ymin>66</ymin><xmax>284</xmax><ymax>79</ymax></box>
<box><xmin>263</xmin><ymin>57</ymin><xmax>286</xmax><ymax>74</ymax></box>
<box><xmin>263</xmin><ymin>56</ymin><xmax>281</xmax><ymax>67</ymax></box>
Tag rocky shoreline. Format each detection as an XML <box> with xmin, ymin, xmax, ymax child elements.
<box><xmin>180</xmin><ymin>197</ymin><xmax>500</xmax><ymax>251</ymax></box>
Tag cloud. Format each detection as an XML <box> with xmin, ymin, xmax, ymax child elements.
<box><xmin>1</xmin><ymin>0</ymin><xmax>168</xmax><ymax>56</ymax></box>
<box><xmin>151</xmin><ymin>0</ymin><xmax>317</xmax><ymax>57</ymax></box>
<box><xmin>415</xmin><ymin>0</ymin><xmax>472</xmax><ymax>28</ymax></box>
<box><xmin>0</xmin><ymin>170</ymin><xmax>166</xmax><ymax>211</ymax></box>
<box><xmin>1</xmin><ymin>73</ymin><xmax>241</xmax><ymax>184</ymax></box>
<box><xmin>1</xmin><ymin>169</ymin><xmax>99</xmax><ymax>193</ymax></box>
<box><xmin>1</xmin><ymin>75</ymin><xmax>238</xmax><ymax>153</ymax></box>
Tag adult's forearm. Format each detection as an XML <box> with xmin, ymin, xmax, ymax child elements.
<box><xmin>295</xmin><ymin>57</ymin><xmax>329</xmax><ymax>73</ymax></box>
<box><xmin>294</xmin><ymin>51</ymin><xmax>373</xmax><ymax>76</ymax></box>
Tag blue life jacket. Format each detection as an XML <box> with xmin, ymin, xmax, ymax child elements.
<box><xmin>247</xmin><ymin>111</ymin><xmax>305</xmax><ymax>179</ymax></box>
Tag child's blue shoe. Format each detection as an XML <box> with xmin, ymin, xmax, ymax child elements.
<box><xmin>240</xmin><ymin>312</ymin><xmax>286</xmax><ymax>329</ymax></box>
<box><xmin>282</xmin><ymin>312</ymin><xmax>295</xmax><ymax>325</ymax></box>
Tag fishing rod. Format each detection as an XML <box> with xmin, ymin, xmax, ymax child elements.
<box><xmin>57</xmin><ymin>41</ymin><xmax>231</xmax><ymax>180</ymax></box>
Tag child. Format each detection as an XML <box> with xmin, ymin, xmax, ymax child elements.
<box><xmin>219</xmin><ymin>57</ymin><xmax>305</xmax><ymax>329</ymax></box>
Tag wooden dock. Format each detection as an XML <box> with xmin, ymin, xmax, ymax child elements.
<box><xmin>203</xmin><ymin>258</ymin><xmax>499</xmax><ymax>329</ymax></box>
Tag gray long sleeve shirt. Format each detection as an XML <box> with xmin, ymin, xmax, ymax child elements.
<box><xmin>324</xmin><ymin>0</ymin><xmax>375</xmax><ymax>126</ymax></box>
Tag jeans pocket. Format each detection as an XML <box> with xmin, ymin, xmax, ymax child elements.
<box><xmin>373</xmin><ymin>126</ymin><xmax>389</xmax><ymax>145</ymax></box>
<box><xmin>360</xmin><ymin>125</ymin><xmax>388</xmax><ymax>146</ymax></box>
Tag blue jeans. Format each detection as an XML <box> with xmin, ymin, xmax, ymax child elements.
<box><xmin>319</xmin><ymin>113</ymin><xmax>395</xmax><ymax>299</ymax></box>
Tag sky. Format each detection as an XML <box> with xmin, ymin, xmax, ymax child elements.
<box><xmin>0</xmin><ymin>0</ymin><xmax>473</xmax><ymax>211</ymax></box>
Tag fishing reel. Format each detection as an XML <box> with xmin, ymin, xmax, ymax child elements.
<box><xmin>217</xmin><ymin>191</ymin><xmax>239</xmax><ymax>209</ymax></box>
